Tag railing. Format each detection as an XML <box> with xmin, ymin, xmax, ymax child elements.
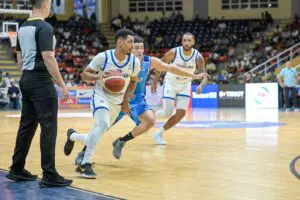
<box><xmin>245</xmin><ymin>42</ymin><xmax>300</xmax><ymax>75</ymax></box>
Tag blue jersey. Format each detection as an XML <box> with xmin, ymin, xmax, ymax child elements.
<box><xmin>130</xmin><ymin>55</ymin><xmax>151</xmax><ymax>104</ymax></box>
<box><xmin>113</xmin><ymin>55</ymin><xmax>153</xmax><ymax>126</ymax></box>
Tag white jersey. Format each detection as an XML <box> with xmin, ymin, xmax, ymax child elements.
<box><xmin>165</xmin><ymin>46</ymin><xmax>201</xmax><ymax>84</ymax></box>
<box><xmin>89</xmin><ymin>49</ymin><xmax>140</xmax><ymax>104</ymax></box>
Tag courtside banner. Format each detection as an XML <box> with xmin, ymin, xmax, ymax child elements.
<box><xmin>246</xmin><ymin>83</ymin><xmax>279</xmax><ymax>109</ymax></box>
<box><xmin>192</xmin><ymin>84</ymin><xmax>218</xmax><ymax>108</ymax></box>
<box><xmin>218</xmin><ymin>84</ymin><xmax>245</xmax><ymax>107</ymax></box>
<box><xmin>58</xmin><ymin>86</ymin><xmax>93</xmax><ymax>108</ymax></box>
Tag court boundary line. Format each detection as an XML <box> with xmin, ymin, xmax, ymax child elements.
<box><xmin>0</xmin><ymin>168</ymin><xmax>125</xmax><ymax>200</ymax></box>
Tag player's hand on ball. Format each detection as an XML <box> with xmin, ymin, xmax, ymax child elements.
<box><xmin>196</xmin><ymin>85</ymin><xmax>203</xmax><ymax>94</ymax></box>
<box><xmin>61</xmin><ymin>86</ymin><xmax>70</xmax><ymax>102</ymax></box>
<box><xmin>121</xmin><ymin>101</ymin><xmax>130</xmax><ymax>114</ymax></box>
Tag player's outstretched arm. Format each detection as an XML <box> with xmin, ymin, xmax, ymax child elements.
<box><xmin>151</xmin><ymin>48</ymin><xmax>176</xmax><ymax>93</ymax></box>
<box><xmin>151</xmin><ymin>57</ymin><xmax>208</xmax><ymax>79</ymax></box>
<box><xmin>81</xmin><ymin>67</ymin><xmax>101</xmax><ymax>82</ymax></box>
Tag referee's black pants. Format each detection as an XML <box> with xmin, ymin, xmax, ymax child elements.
<box><xmin>10</xmin><ymin>72</ymin><xmax>58</xmax><ymax>177</ymax></box>
<box><xmin>284</xmin><ymin>86</ymin><xmax>298</xmax><ymax>108</ymax></box>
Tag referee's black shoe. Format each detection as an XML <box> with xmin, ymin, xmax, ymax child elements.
<box><xmin>7</xmin><ymin>169</ymin><xmax>37</xmax><ymax>181</ymax></box>
<box><xmin>39</xmin><ymin>172</ymin><xmax>72</xmax><ymax>187</ymax></box>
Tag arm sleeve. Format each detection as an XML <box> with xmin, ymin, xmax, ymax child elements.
<box><xmin>38</xmin><ymin>23</ymin><xmax>54</xmax><ymax>52</ymax></box>
<box><xmin>132</xmin><ymin>57</ymin><xmax>140</xmax><ymax>77</ymax></box>
<box><xmin>88</xmin><ymin>52</ymin><xmax>107</xmax><ymax>72</ymax></box>
<box><xmin>16</xmin><ymin>36</ymin><xmax>21</xmax><ymax>51</ymax></box>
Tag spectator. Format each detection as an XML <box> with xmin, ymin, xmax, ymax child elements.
<box><xmin>7</xmin><ymin>80</ymin><xmax>20</xmax><ymax>109</ymax></box>
<box><xmin>277</xmin><ymin>62</ymin><xmax>299</xmax><ymax>110</ymax></box>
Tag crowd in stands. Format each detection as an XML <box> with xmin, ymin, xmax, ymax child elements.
<box><xmin>1</xmin><ymin>8</ymin><xmax>299</xmax><ymax>87</ymax></box>
<box><xmin>111</xmin><ymin>11</ymin><xmax>300</xmax><ymax>85</ymax></box>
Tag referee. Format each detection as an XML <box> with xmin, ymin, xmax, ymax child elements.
<box><xmin>7</xmin><ymin>0</ymin><xmax>72</xmax><ymax>187</ymax></box>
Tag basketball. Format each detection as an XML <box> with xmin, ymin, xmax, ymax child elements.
<box><xmin>102</xmin><ymin>70</ymin><xmax>126</xmax><ymax>93</ymax></box>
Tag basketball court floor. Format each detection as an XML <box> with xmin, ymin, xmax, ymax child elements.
<box><xmin>1</xmin><ymin>108</ymin><xmax>300</xmax><ymax>199</ymax></box>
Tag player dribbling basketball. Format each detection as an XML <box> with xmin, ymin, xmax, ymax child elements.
<box><xmin>63</xmin><ymin>29</ymin><xmax>140</xmax><ymax>179</ymax></box>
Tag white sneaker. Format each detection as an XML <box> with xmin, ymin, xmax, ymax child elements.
<box><xmin>153</xmin><ymin>132</ymin><xmax>166</xmax><ymax>145</ymax></box>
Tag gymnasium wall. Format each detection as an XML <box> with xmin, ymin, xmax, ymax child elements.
<box><xmin>56</xmin><ymin>0</ymin><xmax>73</xmax><ymax>21</ymax></box>
<box><xmin>208</xmin><ymin>0</ymin><xmax>292</xmax><ymax>19</ymax></box>
<box><xmin>110</xmin><ymin>0</ymin><xmax>194</xmax><ymax>20</ymax></box>
<box><xmin>292</xmin><ymin>0</ymin><xmax>300</xmax><ymax>17</ymax></box>
<box><xmin>194</xmin><ymin>0</ymin><xmax>209</xmax><ymax>19</ymax></box>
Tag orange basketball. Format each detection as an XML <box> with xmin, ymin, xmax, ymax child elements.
<box><xmin>102</xmin><ymin>70</ymin><xmax>126</xmax><ymax>93</ymax></box>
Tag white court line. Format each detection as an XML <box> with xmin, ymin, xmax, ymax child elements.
<box><xmin>6</xmin><ymin>112</ymin><xmax>93</xmax><ymax>118</ymax></box>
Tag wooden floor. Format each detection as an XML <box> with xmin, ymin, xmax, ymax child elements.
<box><xmin>1</xmin><ymin>108</ymin><xmax>300</xmax><ymax>200</ymax></box>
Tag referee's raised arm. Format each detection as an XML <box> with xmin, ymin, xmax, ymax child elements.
<box><xmin>7</xmin><ymin>0</ymin><xmax>72</xmax><ymax>187</ymax></box>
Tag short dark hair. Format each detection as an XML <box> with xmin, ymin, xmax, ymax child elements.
<box><xmin>114</xmin><ymin>28</ymin><xmax>134</xmax><ymax>43</ymax></box>
<box><xmin>30</xmin><ymin>0</ymin><xmax>46</xmax><ymax>8</ymax></box>
<box><xmin>182</xmin><ymin>32</ymin><xmax>195</xmax><ymax>38</ymax></box>
<box><xmin>133</xmin><ymin>35</ymin><xmax>144</xmax><ymax>44</ymax></box>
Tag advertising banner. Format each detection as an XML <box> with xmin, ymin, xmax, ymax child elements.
<box><xmin>192</xmin><ymin>84</ymin><xmax>218</xmax><ymax>108</ymax></box>
<box><xmin>58</xmin><ymin>86</ymin><xmax>93</xmax><ymax>108</ymax></box>
<box><xmin>246</xmin><ymin>83</ymin><xmax>278</xmax><ymax>109</ymax></box>
<box><xmin>218</xmin><ymin>84</ymin><xmax>245</xmax><ymax>107</ymax></box>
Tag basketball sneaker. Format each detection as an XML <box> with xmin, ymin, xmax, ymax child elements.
<box><xmin>153</xmin><ymin>132</ymin><xmax>166</xmax><ymax>145</ymax></box>
<box><xmin>76</xmin><ymin>163</ymin><xmax>96</xmax><ymax>179</ymax></box>
<box><xmin>112</xmin><ymin>138</ymin><xmax>126</xmax><ymax>159</ymax></box>
<box><xmin>64</xmin><ymin>128</ymin><xmax>76</xmax><ymax>156</ymax></box>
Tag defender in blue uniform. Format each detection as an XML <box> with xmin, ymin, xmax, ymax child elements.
<box><xmin>75</xmin><ymin>36</ymin><xmax>208</xmax><ymax>162</ymax></box>
<box><xmin>114</xmin><ymin>54</ymin><xmax>152</xmax><ymax>125</ymax></box>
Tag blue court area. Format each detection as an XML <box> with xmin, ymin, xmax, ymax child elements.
<box><xmin>0</xmin><ymin>170</ymin><xmax>122</xmax><ymax>200</ymax></box>
<box><xmin>155</xmin><ymin>121</ymin><xmax>286</xmax><ymax>129</ymax></box>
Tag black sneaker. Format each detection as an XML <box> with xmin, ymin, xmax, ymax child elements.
<box><xmin>64</xmin><ymin>128</ymin><xmax>76</xmax><ymax>156</ymax></box>
<box><xmin>6</xmin><ymin>169</ymin><xmax>37</xmax><ymax>181</ymax></box>
<box><xmin>39</xmin><ymin>172</ymin><xmax>72</xmax><ymax>187</ymax></box>
<box><xmin>76</xmin><ymin>163</ymin><xmax>96</xmax><ymax>179</ymax></box>
<box><xmin>112</xmin><ymin>138</ymin><xmax>126</xmax><ymax>159</ymax></box>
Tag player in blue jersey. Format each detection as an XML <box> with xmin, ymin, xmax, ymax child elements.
<box><xmin>74</xmin><ymin>35</ymin><xmax>208</xmax><ymax>162</ymax></box>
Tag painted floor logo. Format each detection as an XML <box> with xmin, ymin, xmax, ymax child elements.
<box><xmin>155</xmin><ymin>121</ymin><xmax>286</xmax><ymax>128</ymax></box>
<box><xmin>290</xmin><ymin>156</ymin><xmax>300</xmax><ymax>180</ymax></box>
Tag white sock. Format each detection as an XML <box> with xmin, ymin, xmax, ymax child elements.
<box><xmin>70</xmin><ymin>132</ymin><xmax>89</xmax><ymax>145</ymax></box>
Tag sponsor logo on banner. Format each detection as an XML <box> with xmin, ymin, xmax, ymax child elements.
<box><xmin>68</xmin><ymin>90</ymin><xmax>77</xmax><ymax>97</ymax></box>
<box><xmin>219</xmin><ymin>91</ymin><xmax>244</xmax><ymax>99</ymax></box>
<box><xmin>254</xmin><ymin>87</ymin><xmax>269</xmax><ymax>104</ymax></box>
<box><xmin>77</xmin><ymin>90</ymin><xmax>93</xmax><ymax>98</ymax></box>
<box><xmin>59</xmin><ymin>97</ymin><xmax>77</xmax><ymax>105</ymax></box>
<box><xmin>193</xmin><ymin>92</ymin><xmax>217</xmax><ymax>99</ymax></box>
<box><xmin>218</xmin><ymin>84</ymin><xmax>245</xmax><ymax>107</ymax></box>
<box><xmin>246</xmin><ymin>83</ymin><xmax>278</xmax><ymax>109</ymax></box>
<box><xmin>77</xmin><ymin>97</ymin><xmax>91</xmax><ymax>104</ymax></box>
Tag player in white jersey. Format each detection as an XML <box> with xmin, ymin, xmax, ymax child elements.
<box><xmin>151</xmin><ymin>32</ymin><xmax>207</xmax><ymax>145</ymax></box>
<box><xmin>63</xmin><ymin>29</ymin><xmax>140</xmax><ymax>179</ymax></box>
